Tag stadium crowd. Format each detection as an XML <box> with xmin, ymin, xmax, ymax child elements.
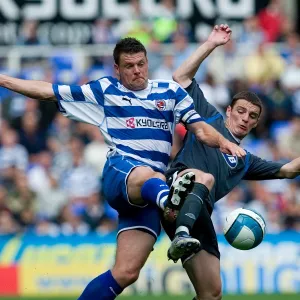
<box><xmin>0</xmin><ymin>0</ymin><xmax>300</xmax><ymax>235</ymax></box>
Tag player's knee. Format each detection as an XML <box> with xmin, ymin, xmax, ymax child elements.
<box><xmin>193</xmin><ymin>170</ymin><xmax>215</xmax><ymax>190</ymax></box>
<box><xmin>113</xmin><ymin>265</ymin><xmax>140</xmax><ymax>287</ymax></box>
<box><xmin>196</xmin><ymin>285</ymin><xmax>222</xmax><ymax>300</ymax></box>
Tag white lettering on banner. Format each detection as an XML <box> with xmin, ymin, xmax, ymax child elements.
<box><xmin>0</xmin><ymin>0</ymin><xmax>19</xmax><ymax>19</ymax></box>
<box><xmin>0</xmin><ymin>0</ymin><xmax>263</xmax><ymax>44</ymax></box>
<box><xmin>102</xmin><ymin>0</ymin><xmax>130</xmax><ymax>19</ymax></box>
<box><xmin>0</xmin><ymin>0</ymin><xmax>257</xmax><ymax>21</ymax></box>
<box><xmin>193</xmin><ymin>0</ymin><xmax>216</xmax><ymax>18</ymax></box>
<box><xmin>217</xmin><ymin>0</ymin><xmax>254</xmax><ymax>18</ymax></box>
<box><xmin>22</xmin><ymin>0</ymin><xmax>56</xmax><ymax>20</ymax></box>
<box><xmin>61</xmin><ymin>0</ymin><xmax>98</xmax><ymax>20</ymax></box>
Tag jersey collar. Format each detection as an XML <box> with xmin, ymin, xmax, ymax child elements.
<box><xmin>227</xmin><ymin>128</ymin><xmax>241</xmax><ymax>145</ymax></box>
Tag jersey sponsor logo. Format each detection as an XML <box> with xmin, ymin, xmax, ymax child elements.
<box><xmin>155</xmin><ymin>100</ymin><xmax>166</xmax><ymax>111</ymax></box>
<box><xmin>126</xmin><ymin>117</ymin><xmax>169</xmax><ymax>130</ymax></box>
<box><xmin>126</xmin><ymin>118</ymin><xmax>135</xmax><ymax>128</ymax></box>
<box><xmin>222</xmin><ymin>153</ymin><xmax>238</xmax><ymax>169</ymax></box>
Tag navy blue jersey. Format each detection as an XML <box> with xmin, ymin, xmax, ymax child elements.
<box><xmin>170</xmin><ymin>79</ymin><xmax>284</xmax><ymax>209</ymax></box>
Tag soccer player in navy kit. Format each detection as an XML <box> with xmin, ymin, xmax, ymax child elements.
<box><xmin>163</xmin><ymin>24</ymin><xmax>300</xmax><ymax>300</ymax></box>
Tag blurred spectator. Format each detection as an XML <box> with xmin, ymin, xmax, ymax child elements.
<box><xmin>48</xmin><ymin>113</ymin><xmax>74</xmax><ymax>149</ymax></box>
<box><xmin>18</xmin><ymin>111</ymin><xmax>47</xmax><ymax>158</ymax></box>
<box><xmin>207</xmin><ymin>40</ymin><xmax>244</xmax><ymax>84</ymax></box>
<box><xmin>10</xmin><ymin>98</ymin><xmax>40</xmax><ymax>131</ymax></box>
<box><xmin>62</xmin><ymin>137</ymin><xmax>100</xmax><ymax>199</ymax></box>
<box><xmin>17</xmin><ymin>20</ymin><xmax>46</xmax><ymax>46</ymax></box>
<box><xmin>59</xmin><ymin>203</ymin><xmax>90</xmax><ymax>235</ymax></box>
<box><xmin>92</xmin><ymin>19</ymin><xmax>117</xmax><ymax>44</ymax></box>
<box><xmin>0</xmin><ymin>128</ymin><xmax>28</xmax><ymax>189</ymax></box>
<box><xmin>199</xmin><ymin>73</ymin><xmax>230</xmax><ymax>114</ymax></box>
<box><xmin>212</xmin><ymin>187</ymin><xmax>246</xmax><ymax>233</ymax></box>
<box><xmin>83</xmin><ymin>126</ymin><xmax>109</xmax><ymax>177</ymax></box>
<box><xmin>152</xmin><ymin>0</ymin><xmax>177</xmax><ymax>43</ymax></box>
<box><xmin>7</xmin><ymin>170</ymin><xmax>37</xmax><ymax>229</ymax></box>
<box><xmin>0</xmin><ymin>184</ymin><xmax>20</xmax><ymax>234</ymax></box>
<box><xmin>280</xmin><ymin>51</ymin><xmax>300</xmax><ymax>91</ymax></box>
<box><xmin>152</xmin><ymin>54</ymin><xmax>174</xmax><ymax>80</ymax></box>
<box><xmin>27</xmin><ymin>151</ymin><xmax>68</xmax><ymax>220</ymax></box>
<box><xmin>258</xmin><ymin>0</ymin><xmax>287</xmax><ymax>42</ymax></box>
<box><xmin>279</xmin><ymin>32</ymin><xmax>300</xmax><ymax>64</ymax></box>
<box><xmin>264</xmin><ymin>80</ymin><xmax>293</xmax><ymax>123</ymax></box>
<box><xmin>173</xmin><ymin>33</ymin><xmax>207</xmax><ymax>82</ymax></box>
<box><xmin>114</xmin><ymin>0</ymin><xmax>152</xmax><ymax>46</ymax></box>
<box><xmin>245</xmin><ymin>42</ymin><xmax>285</xmax><ymax>85</ymax></box>
<box><xmin>277</xmin><ymin>115</ymin><xmax>300</xmax><ymax>159</ymax></box>
<box><xmin>246</xmin><ymin>182</ymin><xmax>282</xmax><ymax>233</ymax></box>
<box><xmin>238</xmin><ymin>16</ymin><xmax>264</xmax><ymax>50</ymax></box>
<box><xmin>147</xmin><ymin>39</ymin><xmax>164</xmax><ymax>74</ymax></box>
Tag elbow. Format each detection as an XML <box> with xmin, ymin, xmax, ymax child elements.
<box><xmin>172</xmin><ymin>72</ymin><xmax>182</xmax><ymax>84</ymax></box>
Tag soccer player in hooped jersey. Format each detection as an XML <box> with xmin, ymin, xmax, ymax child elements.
<box><xmin>163</xmin><ymin>24</ymin><xmax>300</xmax><ymax>300</ymax></box>
<box><xmin>0</xmin><ymin>37</ymin><xmax>245</xmax><ymax>299</ymax></box>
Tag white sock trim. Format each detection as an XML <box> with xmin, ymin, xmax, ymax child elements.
<box><xmin>175</xmin><ymin>226</ymin><xmax>189</xmax><ymax>235</ymax></box>
<box><xmin>156</xmin><ymin>189</ymin><xmax>169</xmax><ymax>210</ymax></box>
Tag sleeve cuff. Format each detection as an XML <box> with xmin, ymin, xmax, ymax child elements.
<box><xmin>52</xmin><ymin>84</ymin><xmax>66</xmax><ymax>113</ymax></box>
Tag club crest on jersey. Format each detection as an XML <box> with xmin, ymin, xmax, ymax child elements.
<box><xmin>222</xmin><ymin>153</ymin><xmax>238</xmax><ymax>168</ymax></box>
<box><xmin>155</xmin><ymin>99</ymin><xmax>166</xmax><ymax>111</ymax></box>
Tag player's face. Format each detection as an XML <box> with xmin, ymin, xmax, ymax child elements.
<box><xmin>114</xmin><ymin>52</ymin><xmax>148</xmax><ymax>91</ymax></box>
<box><xmin>226</xmin><ymin>99</ymin><xmax>260</xmax><ymax>139</ymax></box>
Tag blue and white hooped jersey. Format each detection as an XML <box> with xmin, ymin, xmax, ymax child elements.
<box><xmin>53</xmin><ymin>76</ymin><xmax>201</xmax><ymax>171</ymax></box>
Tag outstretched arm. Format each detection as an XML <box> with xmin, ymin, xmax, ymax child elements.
<box><xmin>173</xmin><ymin>24</ymin><xmax>232</xmax><ymax>88</ymax></box>
<box><xmin>276</xmin><ymin>157</ymin><xmax>300</xmax><ymax>179</ymax></box>
<box><xmin>0</xmin><ymin>74</ymin><xmax>56</xmax><ymax>101</ymax></box>
<box><xmin>187</xmin><ymin>121</ymin><xmax>246</xmax><ymax>158</ymax></box>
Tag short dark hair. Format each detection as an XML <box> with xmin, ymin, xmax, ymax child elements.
<box><xmin>113</xmin><ymin>37</ymin><xmax>147</xmax><ymax>65</ymax></box>
<box><xmin>230</xmin><ymin>91</ymin><xmax>263</xmax><ymax>116</ymax></box>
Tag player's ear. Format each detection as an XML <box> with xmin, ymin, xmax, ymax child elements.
<box><xmin>252</xmin><ymin>118</ymin><xmax>259</xmax><ymax>129</ymax></box>
<box><xmin>226</xmin><ymin>106</ymin><xmax>231</xmax><ymax>118</ymax></box>
<box><xmin>114</xmin><ymin>63</ymin><xmax>120</xmax><ymax>79</ymax></box>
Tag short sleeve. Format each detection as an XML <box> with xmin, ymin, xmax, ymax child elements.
<box><xmin>243</xmin><ymin>153</ymin><xmax>284</xmax><ymax>180</ymax></box>
<box><xmin>52</xmin><ymin>80</ymin><xmax>105</xmax><ymax>126</ymax></box>
<box><xmin>173</xmin><ymin>83</ymin><xmax>202</xmax><ymax>125</ymax></box>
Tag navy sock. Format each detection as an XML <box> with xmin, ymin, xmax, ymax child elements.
<box><xmin>78</xmin><ymin>270</ymin><xmax>123</xmax><ymax>300</ymax></box>
<box><xmin>175</xmin><ymin>183</ymin><xmax>209</xmax><ymax>235</ymax></box>
<box><xmin>141</xmin><ymin>178</ymin><xmax>169</xmax><ymax>209</ymax></box>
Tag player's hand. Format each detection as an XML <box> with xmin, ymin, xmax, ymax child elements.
<box><xmin>220</xmin><ymin>139</ymin><xmax>246</xmax><ymax>158</ymax></box>
<box><xmin>207</xmin><ymin>24</ymin><xmax>232</xmax><ymax>47</ymax></box>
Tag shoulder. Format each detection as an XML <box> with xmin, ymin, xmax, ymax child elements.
<box><xmin>97</xmin><ymin>76</ymin><xmax>119</xmax><ymax>86</ymax></box>
<box><xmin>88</xmin><ymin>76</ymin><xmax>120</xmax><ymax>93</ymax></box>
<box><xmin>150</xmin><ymin>79</ymin><xmax>182</xmax><ymax>92</ymax></box>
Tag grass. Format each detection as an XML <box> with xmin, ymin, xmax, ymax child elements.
<box><xmin>0</xmin><ymin>295</ymin><xmax>298</xmax><ymax>300</ymax></box>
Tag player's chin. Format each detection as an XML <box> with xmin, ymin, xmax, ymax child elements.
<box><xmin>132</xmin><ymin>80</ymin><xmax>147</xmax><ymax>90</ymax></box>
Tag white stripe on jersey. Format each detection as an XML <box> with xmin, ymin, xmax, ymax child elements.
<box><xmin>58</xmin><ymin>85</ymin><xmax>73</xmax><ymax>101</ymax></box>
<box><xmin>113</xmin><ymin>148</ymin><xmax>166</xmax><ymax>171</ymax></box>
<box><xmin>104</xmin><ymin>95</ymin><xmax>175</xmax><ymax>110</ymax></box>
<box><xmin>61</xmin><ymin>101</ymin><xmax>105</xmax><ymax>126</ymax></box>
<box><xmin>112</xmin><ymin>138</ymin><xmax>171</xmax><ymax>154</ymax></box>
<box><xmin>81</xmin><ymin>84</ymin><xmax>99</xmax><ymax>104</ymax></box>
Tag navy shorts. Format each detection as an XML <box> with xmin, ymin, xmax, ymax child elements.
<box><xmin>102</xmin><ymin>154</ymin><xmax>162</xmax><ymax>239</ymax></box>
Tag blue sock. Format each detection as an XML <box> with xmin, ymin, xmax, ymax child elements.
<box><xmin>78</xmin><ymin>270</ymin><xmax>123</xmax><ymax>300</ymax></box>
<box><xmin>141</xmin><ymin>178</ymin><xmax>169</xmax><ymax>210</ymax></box>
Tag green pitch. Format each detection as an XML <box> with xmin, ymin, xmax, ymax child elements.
<box><xmin>0</xmin><ymin>295</ymin><xmax>298</xmax><ymax>300</ymax></box>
